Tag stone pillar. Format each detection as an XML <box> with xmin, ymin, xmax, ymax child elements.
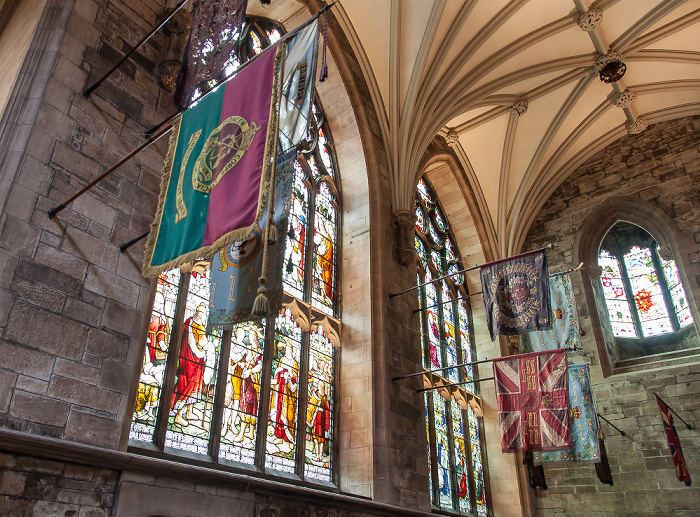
<box><xmin>155</xmin><ymin>7</ymin><xmax>192</xmax><ymax>92</ymax></box>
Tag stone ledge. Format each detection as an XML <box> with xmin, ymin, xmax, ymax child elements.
<box><xmin>0</xmin><ymin>428</ymin><xmax>436</xmax><ymax>517</ymax></box>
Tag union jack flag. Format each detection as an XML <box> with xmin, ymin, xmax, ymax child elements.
<box><xmin>656</xmin><ymin>394</ymin><xmax>691</xmax><ymax>486</ymax></box>
<box><xmin>493</xmin><ymin>349</ymin><xmax>571</xmax><ymax>452</ymax></box>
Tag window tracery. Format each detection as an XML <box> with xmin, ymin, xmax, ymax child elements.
<box><xmin>129</xmin><ymin>19</ymin><xmax>340</xmax><ymax>486</ymax></box>
<box><xmin>415</xmin><ymin>178</ymin><xmax>488</xmax><ymax>516</ymax></box>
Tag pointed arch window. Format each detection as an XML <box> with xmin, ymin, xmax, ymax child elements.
<box><xmin>415</xmin><ymin>178</ymin><xmax>488</xmax><ymax>516</ymax></box>
<box><xmin>129</xmin><ymin>19</ymin><xmax>340</xmax><ymax>486</ymax></box>
<box><xmin>598</xmin><ymin>222</ymin><xmax>695</xmax><ymax>359</ymax></box>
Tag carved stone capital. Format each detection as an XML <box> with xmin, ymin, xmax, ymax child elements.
<box><xmin>627</xmin><ymin>118</ymin><xmax>648</xmax><ymax>135</ymax></box>
<box><xmin>156</xmin><ymin>8</ymin><xmax>193</xmax><ymax>91</ymax></box>
<box><xmin>510</xmin><ymin>101</ymin><xmax>528</xmax><ymax>117</ymax></box>
<box><xmin>444</xmin><ymin>131</ymin><xmax>460</xmax><ymax>148</ymax></box>
<box><xmin>595</xmin><ymin>51</ymin><xmax>622</xmax><ymax>72</ymax></box>
<box><xmin>393</xmin><ymin>210</ymin><xmax>417</xmax><ymax>266</ymax></box>
<box><xmin>587</xmin><ymin>265</ymin><xmax>603</xmax><ymax>281</ymax></box>
<box><xmin>614</xmin><ymin>90</ymin><xmax>637</xmax><ymax>109</ymax></box>
<box><xmin>657</xmin><ymin>246</ymin><xmax>674</xmax><ymax>262</ymax></box>
<box><xmin>578</xmin><ymin>9</ymin><xmax>602</xmax><ymax>32</ymax></box>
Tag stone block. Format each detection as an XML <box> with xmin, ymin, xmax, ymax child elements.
<box><xmin>101</xmin><ymin>300</ymin><xmax>143</xmax><ymax>338</ymax></box>
<box><xmin>24</xmin><ymin>473</ymin><xmax>57</xmax><ymax>500</ymax></box>
<box><xmin>70</xmin><ymin>194</ymin><xmax>117</xmax><ymax>230</ymax></box>
<box><xmin>0</xmin><ymin>470</ymin><xmax>26</xmax><ymax>496</ymax></box>
<box><xmin>32</xmin><ymin>501</ymin><xmax>81</xmax><ymax>517</ymax></box>
<box><xmin>0</xmin><ymin>369</ymin><xmax>17</xmax><ymax>412</ymax></box>
<box><xmin>98</xmin><ymin>359</ymin><xmax>131</xmax><ymax>394</ymax></box>
<box><xmin>4</xmin><ymin>182</ymin><xmax>38</xmax><ymax>222</ymax></box>
<box><xmin>11</xmin><ymin>277</ymin><xmax>66</xmax><ymax>313</ymax></box>
<box><xmin>0</xmin><ymin>341</ymin><xmax>55</xmax><ymax>381</ymax></box>
<box><xmin>62</xmin><ymin>227</ymin><xmax>120</xmax><ymax>273</ymax></box>
<box><xmin>34</xmin><ymin>244</ymin><xmax>88</xmax><ymax>281</ymax></box>
<box><xmin>64</xmin><ymin>410</ymin><xmax>121</xmax><ymax>449</ymax></box>
<box><xmin>84</xmin><ymin>265</ymin><xmax>140</xmax><ymax>307</ymax></box>
<box><xmin>53</xmin><ymin>358</ymin><xmax>100</xmax><ymax>385</ymax></box>
<box><xmin>47</xmin><ymin>375</ymin><xmax>120</xmax><ymax>414</ymax></box>
<box><xmin>16</xmin><ymin>258</ymin><xmax>83</xmax><ymax>298</ymax></box>
<box><xmin>0</xmin><ymin>497</ymin><xmax>32</xmax><ymax>517</ymax></box>
<box><xmin>15</xmin><ymin>376</ymin><xmax>49</xmax><ymax>395</ymax></box>
<box><xmin>9</xmin><ymin>391</ymin><xmax>70</xmax><ymax>427</ymax></box>
<box><xmin>5</xmin><ymin>302</ymin><xmax>88</xmax><ymax>360</ymax></box>
<box><xmin>63</xmin><ymin>297</ymin><xmax>103</xmax><ymax>327</ymax></box>
<box><xmin>0</xmin><ymin>216</ymin><xmax>41</xmax><ymax>258</ymax></box>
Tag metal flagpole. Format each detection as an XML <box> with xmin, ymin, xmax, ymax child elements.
<box><xmin>653</xmin><ymin>392</ymin><xmax>694</xmax><ymax>430</ymax></box>
<box><xmin>84</xmin><ymin>0</ymin><xmax>191</xmax><ymax>97</ymax></box>
<box><xmin>388</xmin><ymin>264</ymin><xmax>481</xmax><ymax>298</ymax></box>
<box><xmin>413</xmin><ymin>291</ymin><xmax>483</xmax><ymax>314</ymax></box>
<box><xmin>48</xmin><ymin>124</ymin><xmax>174</xmax><ymax>219</ymax></box>
<box><xmin>597</xmin><ymin>412</ymin><xmax>634</xmax><ymax>441</ymax></box>
<box><xmin>417</xmin><ymin>377</ymin><xmax>494</xmax><ymax>393</ymax></box>
<box><xmin>392</xmin><ymin>357</ymin><xmax>493</xmax><ymax>381</ymax></box>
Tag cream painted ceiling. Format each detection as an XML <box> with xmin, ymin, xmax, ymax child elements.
<box><xmin>254</xmin><ymin>0</ymin><xmax>700</xmax><ymax>257</ymax></box>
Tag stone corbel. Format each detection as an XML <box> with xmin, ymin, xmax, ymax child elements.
<box><xmin>393</xmin><ymin>210</ymin><xmax>417</xmax><ymax>266</ymax></box>
<box><xmin>155</xmin><ymin>7</ymin><xmax>193</xmax><ymax>92</ymax></box>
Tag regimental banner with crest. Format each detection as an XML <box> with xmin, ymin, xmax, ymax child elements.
<box><xmin>143</xmin><ymin>44</ymin><xmax>283</xmax><ymax>277</ymax></box>
<box><xmin>207</xmin><ymin>151</ymin><xmax>295</xmax><ymax>328</ymax></box>
<box><xmin>534</xmin><ymin>364</ymin><xmax>600</xmax><ymax>463</ymax></box>
<box><xmin>480</xmin><ymin>249</ymin><xmax>551</xmax><ymax>341</ymax></box>
<box><xmin>656</xmin><ymin>394</ymin><xmax>692</xmax><ymax>486</ymax></box>
<box><xmin>524</xmin><ymin>272</ymin><xmax>582</xmax><ymax>353</ymax></box>
<box><xmin>493</xmin><ymin>349</ymin><xmax>571</xmax><ymax>452</ymax></box>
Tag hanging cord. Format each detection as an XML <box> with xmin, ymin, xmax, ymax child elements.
<box><xmin>319</xmin><ymin>9</ymin><xmax>329</xmax><ymax>82</ymax></box>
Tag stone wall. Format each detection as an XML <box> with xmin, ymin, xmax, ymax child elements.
<box><xmin>0</xmin><ymin>452</ymin><xmax>118</xmax><ymax>517</ymax></box>
<box><xmin>523</xmin><ymin>115</ymin><xmax>700</xmax><ymax>516</ymax></box>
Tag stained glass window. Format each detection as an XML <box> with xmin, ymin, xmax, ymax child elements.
<box><xmin>598</xmin><ymin>223</ymin><xmax>693</xmax><ymax>341</ymax></box>
<box><xmin>415</xmin><ymin>178</ymin><xmax>488</xmax><ymax>514</ymax></box>
<box><xmin>129</xmin><ymin>17</ymin><xmax>340</xmax><ymax>486</ymax></box>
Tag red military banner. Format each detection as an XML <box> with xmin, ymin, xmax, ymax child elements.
<box><xmin>493</xmin><ymin>349</ymin><xmax>571</xmax><ymax>452</ymax></box>
<box><xmin>656</xmin><ymin>394</ymin><xmax>692</xmax><ymax>486</ymax></box>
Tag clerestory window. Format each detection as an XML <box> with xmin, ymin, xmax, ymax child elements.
<box><xmin>129</xmin><ymin>19</ymin><xmax>341</xmax><ymax>485</ymax></box>
<box><xmin>415</xmin><ymin>178</ymin><xmax>488</xmax><ymax>516</ymax></box>
<box><xmin>598</xmin><ymin>222</ymin><xmax>695</xmax><ymax>360</ymax></box>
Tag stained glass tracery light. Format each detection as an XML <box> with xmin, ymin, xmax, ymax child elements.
<box><xmin>415</xmin><ymin>177</ymin><xmax>487</xmax><ymax>514</ymax></box>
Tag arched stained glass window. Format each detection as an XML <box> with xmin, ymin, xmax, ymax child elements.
<box><xmin>129</xmin><ymin>18</ymin><xmax>340</xmax><ymax>486</ymax></box>
<box><xmin>599</xmin><ymin>222</ymin><xmax>693</xmax><ymax>341</ymax></box>
<box><xmin>415</xmin><ymin>178</ymin><xmax>488</xmax><ymax>516</ymax></box>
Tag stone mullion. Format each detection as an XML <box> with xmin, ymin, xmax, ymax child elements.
<box><xmin>209</xmin><ymin>329</ymin><xmax>233</xmax><ymax>462</ymax></box>
<box><xmin>154</xmin><ymin>272</ymin><xmax>192</xmax><ymax>450</ymax></box>
<box><xmin>617</xmin><ymin>256</ymin><xmax>644</xmax><ymax>338</ymax></box>
<box><xmin>651</xmin><ymin>247</ymin><xmax>680</xmax><ymax>332</ymax></box>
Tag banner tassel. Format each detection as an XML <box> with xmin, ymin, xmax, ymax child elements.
<box><xmin>252</xmin><ymin>278</ymin><xmax>271</xmax><ymax>316</ymax></box>
<box><xmin>267</xmin><ymin>223</ymin><xmax>278</xmax><ymax>245</ymax></box>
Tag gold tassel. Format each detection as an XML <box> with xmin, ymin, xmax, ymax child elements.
<box><xmin>267</xmin><ymin>223</ymin><xmax>277</xmax><ymax>245</ymax></box>
<box><xmin>252</xmin><ymin>278</ymin><xmax>271</xmax><ymax>316</ymax></box>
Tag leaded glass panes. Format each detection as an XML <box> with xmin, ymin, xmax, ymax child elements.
<box><xmin>219</xmin><ymin>320</ymin><xmax>266</xmax><ymax>465</ymax></box>
<box><xmin>130</xmin><ymin>269</ymin><xmax>181</xmax><ymax>443</ymax></box>
<box><xmin>468</xmin><ymin>406</ymin><xmax>487</xmax><ymax>517</ymax></box>
<box><xmin>599</xmin><ymin>250</ymin><xmax>638</xmax><ymax>338</ymax></box>
<box><xmin>623</xmin><ymin>246</ymin><xmax>673</xmax><ymax>336</ymax></box>
<box><xmin>311</xmin><ymin>182</ymin><xmax>336</xmax><ymax>315</ymax></box>
<box><xmin>416</xmin><ymin>177</ymin><xmax>487</xmax><ymax>515</ymax></box>
<box><xmin>659</xmin><ymin>249</ymin><xmax>694</xmax><ymax>328</ymax></box>
<box><xmin>129</xmin><ymin>15</ymin><xmax>340</xmax><ymax>487</ymax></box>
<box><xmin>266</xmin><ymin>307</ymin><xmax>302</xmax><ymax>473</ymax></box>
<box><xmin>304</xmin><ymin>325</ymin><xmax>334</xmax><ymax>481</ymax></box>
<box><xmin>166</xmin><ymin>270</ymin><xmax>222</xmax><ymax>455</ymax></box>
<box><xmin>283</xmin><ymin>161</ymin><xmax>309</xmax><ymax>299</ymax></box>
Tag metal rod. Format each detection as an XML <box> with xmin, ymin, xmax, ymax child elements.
<box><xmin>84</xmin><ymin>0</ymin><xmax>191</xmax><ymax>97</ymax></box>
<box><xmin>417</xmin><ymin>377</ymin><xmax>494</xmax><ymax>393</ymax></box>
<box><xmin>654</xmin><ymin>392</ymin><xmax>694</xmax><ymax>430</ymax></box>
<box><xmin>120</xmin><ymin>231</ymin><xmax>150</xmax><ymax>253</ymax></box>
<box><xmin>146</xmin><ymin>1</ymin><xmax>337</xmax><ymax>136</ymax></box>
<box><xmin>413</xmin><ymin>291</ymin><xmax>483</xmax><ymax>314</ymax></box>
<box><xmin>389</xmin><ymin>264</ymin><xmax>481</xmax><ymax>299</ymax></box>
<box><xmin>48</xmin><ymin>124</ymin><xmax>173</xmax><ymax>219</ymax></box>
<box><xmin>597</xmin><ymin>413</ymin><xmax>629</xmax><ymax>438</ymax></box>
<box><xmin>392</xmin><ymin>357</ymin><xmax>493</xmax><ymax>382</ymax></box>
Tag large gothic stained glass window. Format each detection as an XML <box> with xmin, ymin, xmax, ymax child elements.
<box><xmin>415</xmin><ymin>178</ymin><xmax>488</xmax><ymax>516</ymax></box>
<box><xmin>129</xmin><ymin>19</ymin><xmax>340</xmax><ymax>485</ymax></box>
<box><xmin>598</xmin><ymin>222</ymin><xmax>693</xmax><ymax>343</ymax></box>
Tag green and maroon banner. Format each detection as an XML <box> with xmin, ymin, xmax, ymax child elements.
<box><xmin>143</xmin><ymin>44</ymin><xmax>282</xmax><ymax>277</ymax></box>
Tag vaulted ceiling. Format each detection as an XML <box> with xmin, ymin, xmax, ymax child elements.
<box><xmin>257</xmin><ymin>0</ymin><xmax>700</xmax><ymax>257</ymax></box>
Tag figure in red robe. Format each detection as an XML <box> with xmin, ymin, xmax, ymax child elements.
<box><xmin>171</xmin><ymin>304</ymin><xmax>207</xmax><ymax>427</ymax></box>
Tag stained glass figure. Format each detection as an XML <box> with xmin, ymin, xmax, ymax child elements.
<box><xmin>659</xmin><ymin>249</ymin><xmax>694</xmax><ymax>328</ymax></box>
<box><xmin>458</xmin><ymin>301</ymin><xmax>475</xmax><ymax>395</ymax></box>
<box><xmin>416</xmin><ymin>206</ymin><xmax>426</xmax><ymax>233</ymax></box>
<box><xmin>434</xmin><ymin>208</ymin><xmax>448</xmax><ymax>233</ymax></box>
<box><xmin>425</xmin><ymin>396</ymin><xmax>433</xmax><ymax>501</ymax></box>
<box><xmin>266</xmin><ymin>308</ymin><xmax>303</xmax><ymax>473</ymax></box>
<box><xmin>131</xmin><ymin>269</ymin><xmax>181</xmax><ymax>443</ymax></box>
<box><xmin>452</xmin><ymin>400</ymin><xmax>470</xmax><ymax>513</ymax></box>
<box><xmin>283</xmin><ymin>162</ymin><xmax>309</xmax><ymax>300</ymax></box>
<box><xmin>311</xmin><ymin>182</ymin><xmax>337</xmax><ymax>315</ymax></box>
<box><xmin>434</xmin><ymin>395</ymin><xmax>453</xmax><ymax>510</ymax></box>
<box><xmin>166</xmin><ymin>269</ymin><xmax>222</xmax><ymax>455</ymax></box>
<box><xmin>416</xmin><ymin>236</ymin><xmax>428</xmax><ymax>267</ymax></box>
<box><xmin>623</xmin><ymin>246</ymin><xmax>673</xmax><ymax>336</ymax></box>
<box><xmin>417</xmin><ymin>178</ymin><xmax>432</xmax><ymax>203</ymax></box>
<box><xmin>599</xmin><ymin>250</ymin><xmax>638</xmax><ymax>338</ymax></box>
<box><xmin>468</xmin><ymin>407</ymin><xmax>487</xmax><ymax>517</ymax></box>
<box><xmin>431</xmin><ymin>249</ymin><xmax>444</xmax><ymax>276</ymax></box>
<box><xmin>219</xmin><ymin>320</ymin><xmax>266</xmax><ymax>465</ymax></box>
<box><xmin>267</xmin><ymin>28</ymin><xmax>281</xmax><ymax>43</ymax></box>
<box><xmin>318</xmin><ymin>128</ymin><xmax>334</xmax><ymax>177</ymax></box>
<box><xmin>424</xmin><ymin>269</ymin><xmax>442</xmax><ymax>370</ymax></box>
<box><xmin>251</xmin><ymin>30</ymin><xmax>263</xmax><ymax>54</ymax></box>
<box><xmin>429</xmin><ymin>222</ymin><xmax>443</xmax><ymax>246</ymax></box>
<box><xmin>442</xmin><ymin>282</ymin><xmax>459</xmax><ymax>383</ymax></box>
<box><xmin>305</xmin><ymin>325</ymin><xmax>334</xmax><ymax>481</ymax></box>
